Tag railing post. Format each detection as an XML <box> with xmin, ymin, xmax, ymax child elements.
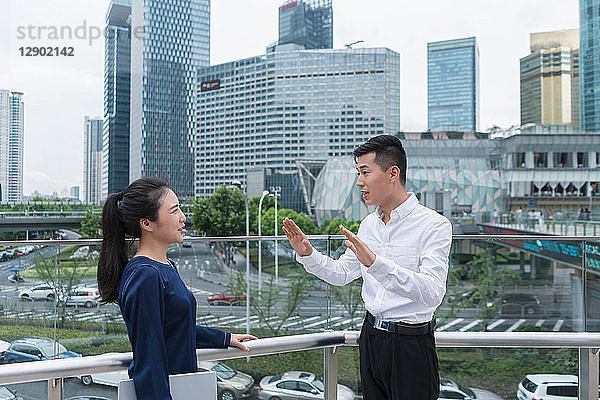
<box><xmin>579</xmin><ymin>348</ymin><xmax>599</xmax><ymax>400</ymax></box>
<box><xmin>324</xmin><ymin>346</ymin><xmax>338</xmax><ymax>400</ymax></box>
<box><xmin>48</xmin><ymin>377</ymin><xmax>63</xmax><ymax>400</ymax></box>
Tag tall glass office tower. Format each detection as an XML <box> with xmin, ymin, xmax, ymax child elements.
<box><xmin>581</xmin><ymin>0</ymin><xmax>600</xmax><ymax>132</ymax></box>
<box><xmin>427</xmin><ymin>37</ymin><xmax>479</xmax><ymax>132</ymax></box>
<box><xmin>0</xmin><ymin>90</ymin><xmax>24</xmax><ymax>204</ymax></box>
<box><xmin>129</xmin><ymin>0</ymin><xmax>210</xmax><ymax>198</ymax></box>
<box><xmin>84</xmin><ymin>117</ymin><xmax>103</xmax><ymax>205</ymax></box>
<box><xmin>270</xmin><ymin>0</ymin><xmax>333</xmax><ymax>51</ymax></box>
<box><xmin>102</xmin><ymin>0</ymin><xmax>131</xmax><ymax>200</ymax></box>
<box><xmin>195</xmin><ymin>48</ymin><xmax>400</xmax><ymax>196</ymax></box>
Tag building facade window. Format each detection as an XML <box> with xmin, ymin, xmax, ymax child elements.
<box><xmin>534</xmin><ymin>152</ymin><xmax>548</xmax><ymax>168</ymax></box>
<box><xmin>553</xmin><ymin>152</ymin><xmax>572</xmax><ymax>168</ymax></box>
<box><xmin>513</xmin><ymin>152</ymin><xmax>526</xmax><ymax>168</ymax></box>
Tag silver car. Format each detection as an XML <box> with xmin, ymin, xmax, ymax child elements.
<box><xmin>259</xmin><ymin>371</ymin><xmax>355</xmax><ymax>400</ymax></box>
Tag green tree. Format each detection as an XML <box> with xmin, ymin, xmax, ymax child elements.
<box><xmin>445</xmin><ymin>249</ymin><xmax>520</xmax><ymax>330</ymax></box>
<box><xmin>191</xmin><ymin>186</ymin><xmax>245</xmax><ymax>236</ymax></box>
<box><xmin>251</xmin><ymin>273</ymin><xmax>315</xmax><ymax>336</ymax></box>
<box><xmin>331</xmin><ymin>279</ymin><xmax>363</xmax><ymax>329</ymax></box>
<box><xmin>80</xmin><ymin>209</ymin><xmax>100</xmax><ymax>238</ymax></box>
<box><xmin>31</xmin><ymin>249</ymin><xmax>88</xmax><ymax>328</ymax></box>
<box><xmin>320</xmin><ymin>217</ymin><xmax>360</xmax><ymax>249</ymax></box>
<box><xmin>260</xmin><ymin>208</ymin><xmax>318</xmax><ymax>236</ymax></box>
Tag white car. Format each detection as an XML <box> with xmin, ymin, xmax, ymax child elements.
<box><xmin>80</xmin><ymin>368</ymin><xmax>128</xmax><ymax>386</ymax></box>
<box><xmin>440</xmin><ymin>379</ymin><xmax>503</xmax><ymax>400</ymax></box>
<box><xmin>517</xmin><ymin>374</ymin><xmax>578</xmax><ymax>400</ymax></box>
<box><xmin>18</xmin><ymin>284</ymin><xmax>58</xmax><ymax>301</ymax></box>
<box><xmin>62</xmin><ymin>286</ymin><xmax>100</xmax><ymax>308</ymax></box>
<box><xmin>258</xmin><ymin>371</ymin><xmax>355</xmax><ymax>400</ymax></box>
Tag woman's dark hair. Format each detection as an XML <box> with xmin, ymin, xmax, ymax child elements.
<box><xmin>97</xmin><ymin>177</ymin><xmax>170</xmax><ymax>304</ymax></box>
<box><xmin>353</xmin><ymin>134</ymin><xmax>407</xmax><ymax>185</ymax></box>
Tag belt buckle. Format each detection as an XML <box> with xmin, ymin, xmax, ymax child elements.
<box><xmin>373</xmin><ymin>316</ymin><xmax>390</xmax><ymax>331</ymax></box>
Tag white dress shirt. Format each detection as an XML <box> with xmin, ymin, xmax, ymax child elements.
<box><xmin>296</xmin><ymin>193</ymin><xmax>452</xmax><ymax>324</ymax></box>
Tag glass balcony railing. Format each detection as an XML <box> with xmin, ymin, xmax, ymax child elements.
<box><xmin>0</xmin><ymin>234</ymin><xmax>598</xmax><ymax>400</ymax></box>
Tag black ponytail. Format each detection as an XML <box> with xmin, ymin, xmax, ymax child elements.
<box><xmin>97</xmin><ymin>177</ymin><xmax>170</xmax><ymax>304</ymax></box>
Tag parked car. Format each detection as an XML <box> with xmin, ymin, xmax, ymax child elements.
<box><xmin>208</xmin><ymin>290</ymin><xmax>246</xmax><ymax>306</ymax></box>
<box><xmin>500</xmin><ymin>294</ymin><xmax>541</xmax><ymax>317</ymax></box>
<box><xmin>18</xmin><ymin>284</ymin><xmax>58</xmax><ymax>301</ymax></box>
<box><xmin>0</xmin><ymin>337</ymin><xmax>81</xmax><ymax>364</ymax></box>
<box><xmin>0</xmin><ymin>386</ymin><xmax>22</xmax><ymax>400</ymax></box>
<box><xmin>440</xmin><ymin>379</ymin><xmax>503</xmax><ymax>400</ymax></box>
<box><xmin>259</xmin><ymin>371</ymin><xmax>355</xmax><ymax>400</ymax></box>
<box><xmin>60</xmin><ymin>286</ymin><xmax>100</xmax><ymax>308</ymax></box>
<box><xmin>198</xmin><ymin>361</ymin><xmax>254</xmax><ymax>400</ymax></box>
<box><xmin>0</xmin><ymin>252</ymin><xmax>10</xmax><ymax>262</ymax></box>
<box><xmin>66</xmin><ymin>397</ymin><xmax>111</xmax><ymax>400</ymax></box>
<box><xmin>517</xmin><ymin>374</ymin><xmax>578</xmax><ymax>400</ymax></box>
<box><xmin>0</xmin><ymin>341</ymin><xmax>9</xmax><ymax>353</ymax></box>
<box><xmin>182</xmin><ymin>236</ymin><xmax>193</xmax><ymax>248</ymax></box>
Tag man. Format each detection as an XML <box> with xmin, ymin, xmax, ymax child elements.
<box><xmin>282</xmin><ymin>135</ymin><xmax>452</xmax><ymax>400</ymax></box>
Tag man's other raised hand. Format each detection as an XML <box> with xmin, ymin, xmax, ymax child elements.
<box><xmin>282</xmin><ymin>218</ymin><xmax>313</xmax><ymax>257</ymax></box>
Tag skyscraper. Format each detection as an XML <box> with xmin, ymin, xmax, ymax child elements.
<box><xmin>520</xmin><ymin>29</ymin><xmax>580</xmax><ymax>128</ymax></box>
<box><xmin>102</xmin><ymin>0</ymin><xmax>131</xmax><ymax>200</ymax></box>
<box><xmin>0</xmin><ymin>90</ymin><xmax>24</xmax><ymax>204</ymax></box>
<box><xmin>195</xmin><ymin>48</ymin><xmax>400</xmax><ymax>196</ymax></box>
<box><xmin>581</xmin><ymin>0</ymin><xmax>600</xmax><ymax>132</ymax></box>
<box><xmin>268</xmin><ymin>0</ymin><xmax>333</xmax><ymax>52</ymax></box>
<box><xmin>427</xmin><ymin>37</ymin><xmax>479</xmax><ymax>132</ymax></box>
<box><xmin>83</xmin><ymin>117</ymin><xmax>103</xmax><ymax>204</ymax></box>
<box><xmin>129</xmin><ymin>0</ymin><xmax>210</xmax><ymax>198</ymax></box>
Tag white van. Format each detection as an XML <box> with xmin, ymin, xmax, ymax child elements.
<box><xmin>517</xmin><ymin>374</ymin><xmax>578</xmax><ymax>400</ymax></box>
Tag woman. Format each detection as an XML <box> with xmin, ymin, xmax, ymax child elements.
<box><xmin>97</xmin><ymin>177</ymin><xmax>256</xmax><ymax>400</ymax></box>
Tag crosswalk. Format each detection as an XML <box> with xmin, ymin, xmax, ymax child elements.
<box><xmin>0</xmin><ymin>308</ymin><xmax>573</xmax><ymax>333</ymax></box>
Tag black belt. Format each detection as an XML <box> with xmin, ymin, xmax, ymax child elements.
<box><xmin>366</xmin><ymin>312</ymin><xmax>435</xmax><ymax>335</ymax></box>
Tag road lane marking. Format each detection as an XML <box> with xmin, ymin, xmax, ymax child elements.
<box><xmin>486</xmin><ymin>319</ymin><xmax>505</xmax><ymax>330</ymax></box>
<box><xmin>507</xmin><ymin>319</ymin><xmax>527</xmax><ymax>332</ymax></box>
<box><xmin>553</xmin><ymin>320</ymin><xmax>564</xmax><ymax>331</ymax></box>
<box><xmin>459</xmin><ymin>319</ymin><xmax>481</xmax><ymax>332</ymax></box>
<box><xmin>437</xmin><ymin>318</ymin><xmax>464</xmax><ymax>331</ymax></box>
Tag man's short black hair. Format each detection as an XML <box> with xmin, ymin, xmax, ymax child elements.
<box><xmin>353</xmin><ymin>135</ymin><xmax>407</xmax><ymax>185</ymax></box>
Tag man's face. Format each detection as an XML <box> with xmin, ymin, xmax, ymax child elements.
<box><xmin>356</xmin><ymin>152</ymin><xmax>396</xmax><ymax>206</ymax></box>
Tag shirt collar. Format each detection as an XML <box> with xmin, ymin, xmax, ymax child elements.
<box><xmin>376</xmin><ymin>192</ymin><xmax>419</xmax><ymax>222</ymax></box>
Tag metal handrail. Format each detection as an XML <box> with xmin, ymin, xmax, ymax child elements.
<box><xmin>1</xmin><ymin>331</ymin><xmax>600</xmax><ymax>385</ymax></box>
<box><xmin>1</xmin><ymin>234</ymin><xmax>599</xmax><ymax>247</ymax></box>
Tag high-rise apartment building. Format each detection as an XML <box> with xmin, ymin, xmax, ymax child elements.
<box><xmin>102</xmin><ymin>0</ymin><xmax>131</xmax><ymax>200</ymax></box>
<box><xmin>581</xmin><ymin>0</ymin><xmax>600</xmax><ymax>132</ymax></box>
<box><xmin>268</xmin><ymin>0</ymin><xmax>333</xmax><ymax>52</ymax></box>
<box><xmin>427</xmin><ymin>37</ymin><xmax>479</xmax><ymax>132</ymax></box>
<box><xmin>520</xmin><ymin>29</ymin><xmax>580</xmax><ymax>128</ymax></box>
<box><xmin>195</xmin><ymin>47</ymin><xmax>400</xmax><ymax>196</ymax></box>
<box><xmin>0</xmin><ymin>90</ymin><xmax>24</xmax><ymax>204</ymax></box>
<box><xmin>129</xmin><ymin>0</ymin><xmax>210</xmax><ymax>198</ymax></box>
<box><xmin>83</xmin><ymin>117</ymin><xmax>103</xmax><ymax>204</ymax></box>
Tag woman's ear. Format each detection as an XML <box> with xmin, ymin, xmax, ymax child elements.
<box><xmin>139</xmin><ymin>218</ymin><xmax>154</xmax><ymax>233</ymax></box>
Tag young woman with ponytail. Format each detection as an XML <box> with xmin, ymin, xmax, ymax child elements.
<box><xmin>97</xmin><ymin>177</ymin><xmax>256</xmax><ymax>400</ymax></box>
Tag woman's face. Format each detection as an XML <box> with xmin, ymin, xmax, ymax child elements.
<box><xmin>146</xmin><ymin>189</ymin><xmax>186</xmax><ymax>245</ymax></box>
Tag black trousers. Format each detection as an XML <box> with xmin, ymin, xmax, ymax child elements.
<box><xmin>359</xmin><ymin>315</ymin><xmax>440</xmax><ymax>400</ymax></box>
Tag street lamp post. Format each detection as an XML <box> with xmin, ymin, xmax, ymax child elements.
<box><xmin>269</xmin><ymin>186</ymin><xmax>281</xmax><ymax>283</ymax></box>
<box><xmin>232</xmin><ymin>180</ymin><xmax>250</xmax><ymax>335</ymax></box>
<box><xmin>257</xmin><ymin>190</ymin><xmax>270</xmax><ymax>294</ymax></box>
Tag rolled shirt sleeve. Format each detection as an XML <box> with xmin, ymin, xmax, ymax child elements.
<box><xmin>367</xmin><ymin>219</ymin><xmax>452</xmax><ymax>308</ymax></box>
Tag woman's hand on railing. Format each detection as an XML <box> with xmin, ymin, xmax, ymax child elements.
<box><xmin>229</xmin><ymin>333</ymin><xmax>258</xmax><ymax>351</ymax></box>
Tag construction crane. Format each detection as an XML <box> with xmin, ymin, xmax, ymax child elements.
<box><xmin>345</xmin><ymin>40</ymin><xmax>364</xmax><ymax>49</ymax></box>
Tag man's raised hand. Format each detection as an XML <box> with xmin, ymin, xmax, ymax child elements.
<box><xmin>339</xmin><ymin>224</ymin><xmax>376</xmax><ymax>267</ymax></box>
<box><xmin>282</xmin><ymin>218</ymin><xmax>312</xmax><ymax>257</ymax></box>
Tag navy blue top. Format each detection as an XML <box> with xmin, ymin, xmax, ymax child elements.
<box><xmin>118</xmin><ymin>256</ymin><xmax>231</xmax><ymax>400</ymax></box>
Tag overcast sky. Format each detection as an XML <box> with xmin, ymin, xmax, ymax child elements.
<box><xmin>0</xmin><ymin>0</ymin><xmax>579</xmax><ymax>196</ymax></box>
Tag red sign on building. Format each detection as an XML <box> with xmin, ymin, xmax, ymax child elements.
<box><xmin>281</xmin><ymin>1</ymin><xmax>297</xmax><ymax>11</ymax></box>
<box><xmin>200</xmin><ymin>79</ymin><xmax>220</xmax><ymax>92</ymax></box>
